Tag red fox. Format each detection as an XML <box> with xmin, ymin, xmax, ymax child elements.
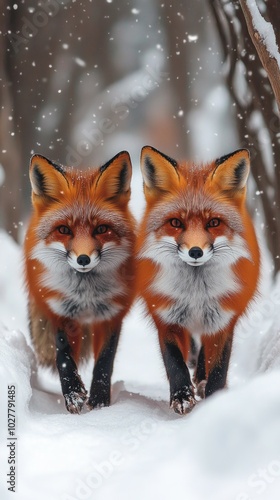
<box><xmin>136</xmin><ymin>146</ymin><xmax>260</xmax><ymax>414</ymax></box>
<box><xmin>24</xmin><ymin>151</ymin><xmax>135</xmax><ymax>413</ymax></box>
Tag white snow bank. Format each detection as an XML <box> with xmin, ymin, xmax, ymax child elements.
<box><xmin>0</xmin><ymin>326</ymin><xmax>34</xmax><ymax>494</ymax></box>
<box><xmin>96</xmin><ymin>372</ymin><xmax>280</xmax><ymax>500</ymax></box>
<box><xmin>1</xmin><ymin>231</ymin><xmax>280</xmax><ymax>500</ymax></box>
<box><xmin>0</xmin><ymin>327</ymin><xmax>34</xmax><ymax>417</ymax></box>
<box><xmin>0</xmin><ymin>230</ymin><xmax>28</xmax><ymax>332</ymax></box>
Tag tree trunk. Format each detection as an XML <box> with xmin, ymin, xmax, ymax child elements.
<box><xmin>209</xmin><ymin>0</ymin><xmax>280</xmax><ymax>274</ymax></box>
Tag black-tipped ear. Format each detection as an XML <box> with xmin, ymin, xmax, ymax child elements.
<box><xmin>96</xmin><ymin>151</ymin><xmax>132</xmax><ymax>202</ymax></box>
<box><xmin>212</xmin><ymin>149</ymin><xmax>250</xmax><ymax>192</ymax></box>
<box><xmin>30</xmin><ymin>154</ymin><xmax>68</xmax><ymax>199</ymax></box>
<box><xmin>140</xmin><ymin>146</ymin><xmax>180</xmax><ymax>201</ymax></box>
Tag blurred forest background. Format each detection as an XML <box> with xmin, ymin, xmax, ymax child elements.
<box><xmin>1</xmin><ymin>0</ymin><xmax>280</xmax><ymax>272</ymax></box>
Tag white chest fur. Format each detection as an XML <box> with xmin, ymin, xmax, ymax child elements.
<box><xmin>140</xmin><ymin>234</ymin><xmax>249</xmax><ymax>335</ymax></box>
<box><xmin>153</xmin><ymin>262</ymin><xmax>237</xmax><ymax>334</ymax></box>
<box><xmin>31</xmin><ymin>240</ymin><xmax>129</xmax><ymax>322</ymax></box>
<box><xmin>46</xmin><ymin>269</ymin><xmax>124</xmax><ymax>322</ymax></box>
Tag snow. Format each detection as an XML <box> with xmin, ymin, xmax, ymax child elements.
<box><xmin>188</xmin><ymin>34</ymin><xmax>199</xmax><ymax>43</ymax></box>
<box><xmin>0</xmin><ymin>163</ymin><xmax>5</xmax><ymax>186</ymax></box>
<box><xmin>246</xmin><ymin>0</ymin><xmax>280</xmax><ymax>68</ymax></box>
<box><xmin>74</xmin><ymin>58</ymin><xmax>87</xmax><ymax>68</ymax></box>
<box><xmin>1</xmin><ymin>187</ymin><xmax>280</xmax><ymax>499</ymax></box>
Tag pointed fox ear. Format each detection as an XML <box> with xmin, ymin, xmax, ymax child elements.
<box><xmin>211</xmin><ymin>149</ymin><xmax>250</xmax><ymax>193</ymax></box>
<box><xmin>30</xmin><ymin>154</ymin><xmax>69</xmax><ymax>202</ymax></box>
<box><xmin>95</xmin><ymin>151</ymin><xmax>132</xmax><ymax>204</ymax></box>
<box><xmin>140</xmin><ymin>146</ymin><xmax>180</xmax><ymax>201</ymax></box>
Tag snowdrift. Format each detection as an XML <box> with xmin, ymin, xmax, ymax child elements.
<box><xmin>1</xmin><ymin>229</ymin><xmax>280</xmax><ymax>500</ymax></box>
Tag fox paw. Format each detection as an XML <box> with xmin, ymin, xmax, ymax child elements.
<box><xmin>170</xmin><ymin>387</ymin><xmax>196</xmax><ymax>415</ymax></box>
<box><xmin>64</xmin><ymin>387</ymin><xmax>87</xmax><ymax>414</ymax></box>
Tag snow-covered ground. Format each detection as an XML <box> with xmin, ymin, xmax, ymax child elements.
<box><xmin>1</xmin><ymin>171</ymin><xmax>280</xmax><ymax>500</ymax></box>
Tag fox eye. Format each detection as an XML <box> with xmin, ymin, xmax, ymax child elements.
<box><xmin>57</xmin><ymin>225</ymin><xmax>72</xmax><ymax>235</ymax></box>
<box><xmin>95</xmin><ymin>224</ymin><xmax>108</xmax><ymax>234</ymax></box>
<box><xmin>170</xmin><ymin>218</ymin><xmax>183</xmax><ymax>228</ymax></box>
<box><xmin>207</xmin><ymin>218</ymin><xmax>220</xmax><ymax>228</ymax></box>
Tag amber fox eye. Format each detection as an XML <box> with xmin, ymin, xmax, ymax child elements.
<box><xmin>95</xmin><ymin>225</ymin><xmax>108</xmax><ymax>234</ymax></box>
<box><xmin>207</xmin><ymin>218</ymin><xmax>220</xmax><ymax>228</ymax></box>
<box><xmin>170</xmin><ymin>218</ymin><xmax>183</xmax><ymax>228</ymax></box>
<box><xmin>57</xmin><ymin>225</ymin><xmax>72</xmax><ymax>235</ymax></box>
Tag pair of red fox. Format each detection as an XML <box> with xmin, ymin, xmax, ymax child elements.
<box><xmin>24</xmin><ymin>146</ymin><xmax>260</xmax><ymax>414</ymax></box>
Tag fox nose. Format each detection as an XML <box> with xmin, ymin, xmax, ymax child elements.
<box><xmin>77</xmin><ymin>254</ymin><xmax>91</xmax><ymax>267</ymax></box>
<box><xmin>188</xmin><ymin>247</ymin><xmax>203</xmax><ymax>260</ymax></box>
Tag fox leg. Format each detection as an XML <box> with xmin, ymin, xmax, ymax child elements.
<box><xmin>201</xmin><ymin>329</ymin><xmax>234</xmax><ymax>398</ymax></box>
<box><xmin>87</xmin><ymin>319</ymin><xmax>121</xmax><ymax>410</ymax></box>
<box><xmin>193</xmin><ymin>345</ymin><xmax>207</xmax><ymax>399</ymax></box>
<box><xmin>188</xmin><ymin>335</ymin><xmax>199</xmax><ymax>369</ymax></box>
<box><xmin>56</xmin><ymin>329</ymin><xmax>87</xmax><ymax>414</ymax></box>
<box><xmin>158</xmin><ymin>324</ymin><xmax>196</xmax><ymax>415</ymax></box>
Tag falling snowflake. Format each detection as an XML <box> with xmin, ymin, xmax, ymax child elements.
<box><xmin>188</xmin><ymin>34</ymin><xmax>198</xmax><ymax>43</ymax></box>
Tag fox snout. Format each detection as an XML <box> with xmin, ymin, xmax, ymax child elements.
<box><xmin>178</xmin><ymin>243</ymin><xmax>213</xmax><ymax>266</ymax></box>
<box><xmin>68</xmin><ymin>248</ymin><xmax>100</xmax><ymax>273</ymax></box>
<box><xmin>188</xmin><ymin>246</ymin><xmax>204</xmax><ymax>260</ymax></box>
<box><xmin>77</xmin><ymin>254</ymin><xmax>91</xmax><ymax>267</ymax></box>
<box><xmin>65</xmin><ymin>233</ymin><xmax>99</xmax><ymax>272</ymax></box>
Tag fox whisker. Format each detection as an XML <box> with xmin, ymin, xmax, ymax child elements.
<box><xmin>158</xmin><ymin>241</ymin><xmax>178</xmax><ymax>252</ymax></box>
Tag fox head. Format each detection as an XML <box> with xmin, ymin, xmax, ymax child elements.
<box><xmin>140</xmin><ymin>146</ymin><xmax>251</xmax><ymax>268</ymax></box>
<box><xmin>27</xmin><ymin>151</ymin><xmax>134</xmax><ymax>274</ymax></box>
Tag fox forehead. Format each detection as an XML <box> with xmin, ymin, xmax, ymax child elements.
<box><xmin>62</xmin><ymin>166</ymin><xmax>98</xmax><ymax>186</ymax></box>
<box><xmin>145</xmin><ymin>190</ymin><xmax>244</xmax><ymax>233</ymax></box>
<box><xmin>178</xmin><ymin>161</ymin><xmax>214</xmax><ymax>184</ymax></box>
<box><xmin>36</xmin><ymin>202</ymin><xmax>129</xmax><ymax>239</ymax></box>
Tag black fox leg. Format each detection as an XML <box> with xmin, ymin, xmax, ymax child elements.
<box><xmin>162</xmin><ymin>340</ymin><xmax>196</xmax><ymax>415</ymax></box>
<box><xmin>195</xmin><ymin>345</ymin><xmax>206</xmax><ymax>382</ymax></box>
<box><xmin>188</xmin><ymin>335</ymin><xmax>198</xmax><ymax>368</ymax></box>
<box><xmin>56</xmin><ymin>330</ymin><xmax>87</xmax><ymax>414</ymax></box>
<box><xmin>205</xmin><ymin>336</ymin><xmax>233</xmax><ymax>398</ymax></box>
<box><xmin>194</xmin><ymin>345</ymin><xmax>207</xmax><ymax>399</ymax></box>
<box><xmin>88</xmin><ymin>329</ymin><xmax>120</xmax><ymax>410</ymax></box>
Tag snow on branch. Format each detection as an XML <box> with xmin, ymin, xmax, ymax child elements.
<box><xmin>240</xmin><ymin>0</ymin><xmax>280</xmax><ymax>114</ymax></box>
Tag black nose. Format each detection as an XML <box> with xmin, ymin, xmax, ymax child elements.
<box><xmin>77</xmin><ymin>254</ymin><xmax>91</xmax><ymax>267</ymax></box>
<box><xmin>188</xmin><ymin>247</ymin><xmax>203</xmax><ymax>260</ymax></box>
